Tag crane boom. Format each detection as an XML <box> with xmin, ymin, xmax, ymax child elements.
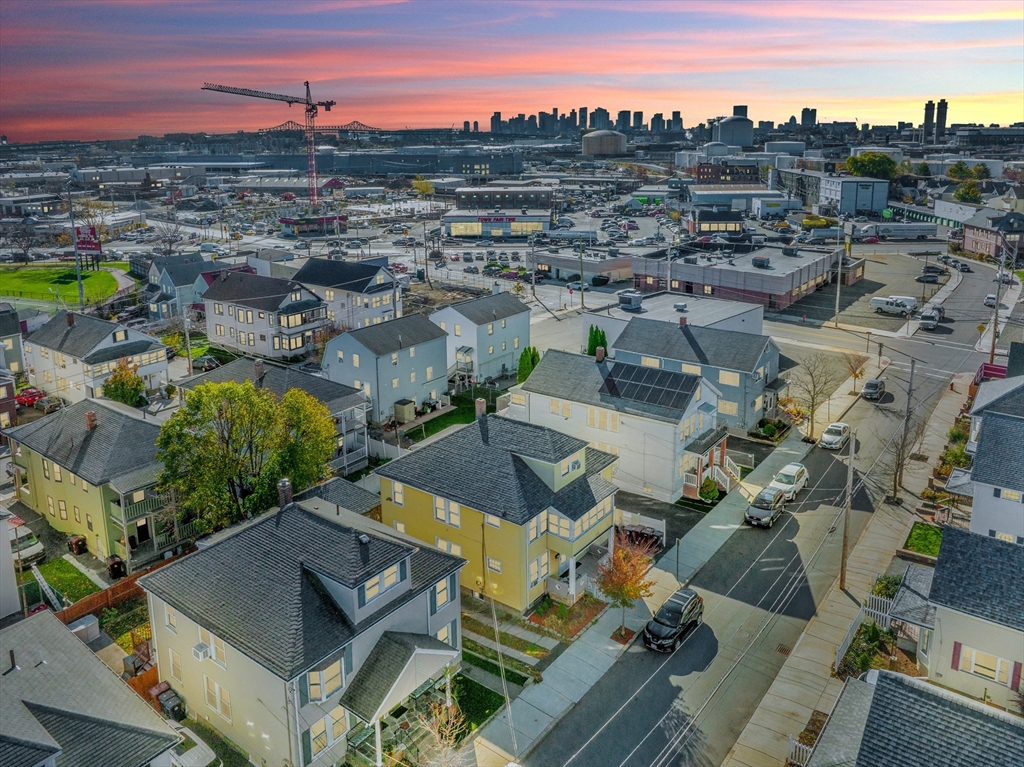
<box><xmin>202</xmin><ymin>81</ymin><xmax>336</xmax><ymax>205</ymax></box>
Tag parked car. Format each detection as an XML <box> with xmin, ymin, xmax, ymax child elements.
<box><xmin>15</xmin><ymin>387</ymin><xmax>45</xmax><ymax>408</ymax></box>
<box><xmin>566</xmin><ymin>281</ymin><xmax>590</xmax><ymax>291</ymax></box>
<box><xmin>463</xmin><ymin>265</ymin><xmax>479</xmax><ymax>274</ymax></box>
<box><xmin>8</xmin><ymin>524</ymin><xmax>45</xmax><ymax>565</ymax></box>
<box><xmin>34</xmin><ymin>396</ymin><xmax>68</xmax><ymax>414</ymax></box>
<box><xmin>862</xmin><ymin>236</ymin><xmax>880</xmax><ymax>244</ymax></box>
<box><xmin>642</xmin><ymin>588</ymin><xmax>704</xmax><ymax>652</ymax></box>
<box><xmin>957</xmin><ymin>262</ymin><xmax>972</xmax><ymax>272</ymax></box>
<box><xmin>984</xmin><ymin>294</ymin><xmax>997</xmax><ymax>308</ymax></box>
<box><xmin>819</xmin><ymin>422</ymin><xmax>852</xmax><ymax>450</ymax></box>
<box><xmin>915</xmin><ymin>274</ymin><xmax>939</xmax><ymax>283</ymax></box>
<box><xmin>861</xmin><ymin>379</ymin><xmax>885</xmax><ymax>401</ymax></box>
<box><xmin>745</xmin><ymin>487</ymin><xmax>787</xmax><ymax>528</ymax></box>
<box><xmin>766</xmin><ymin>463</ymin><xmax>808</xmax><ymax>501</ymax></box>
<box><xmin>193</xmin><ymin>355</ymin><xmax>221</xmax><ymax>372</ymax></box>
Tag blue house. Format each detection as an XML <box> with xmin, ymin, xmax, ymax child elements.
<box><xmin>322</xmin><ymin>314</ymin><xmax>449</xmax><ymax>425</ymax></box>
<box><xmin>142</xmin><ymin>254</ymin><xmax>221</xmax><ymax>319</ymax></box>
<box><xmin>611</xmin><ymin>316</ymin><xmax>781</xmax><ymax>431</ymax></box>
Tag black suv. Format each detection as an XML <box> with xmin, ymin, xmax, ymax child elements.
<box><xmin>642</xmin><ymin>588</ymin><xmax>704</xmax><ymax>652</ymax></box>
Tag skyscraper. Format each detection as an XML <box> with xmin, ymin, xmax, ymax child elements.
<box><xmin>490</xmin><ymin>112</ymin><xmax>502</xmax><ymax>133</ymax></box>
<box><xmin>650</xmin><ymin>113</ymin><xmax>665</xmax><ymax>133</ymax></box>
<box><xmin>923</xmin><ymin>100</ymin><xmax>935</xmax><ymax>142</ymax></box>
<box><xmin>671</xmin><ymin>111</ymin><xmax>682</xmax><ymax>131</ymax></box>
<box><xmin>935</xmin><ymin>99</ymin><xmax>948</xmax><ymax>142</ymax></box>
<box><xmin>579</xmin><ymin>107</ymin><xmax>588</xmax><ymax>131</ymax></box>
<box><xmin>633</xmin><ymin>111</ymin><xmax>644</xmax><ymax>130</ymax></box>
<box><xmin>800</xmin><ymin>107</ymin><xmax>817</xmax><ymax>127</ymax></box>
<box><xmin>616</xmin><ymin>110</ymin><xmax>630</xmax><ymax>131</ymax></box>
<box><xmin>591</xmin><ymin>108</ymin><xmax>610</xmax><ymax>130</ymax></box>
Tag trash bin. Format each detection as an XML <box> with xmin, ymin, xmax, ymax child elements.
<box><xmin>106</xmin><ymin>555</ymin><xmax>126</xmax><ymax>580</ymax></box>
<box><xmin>67</xmin><ymin>535</ymin><xmax>87</xmax><ymax>555</ymax></box>
<box><xmin>415</xmin><ymin>268</ymin><xmax>425</xmax><ymax>280</ymax></box>
<box><xmin>158</xmin><ymin>689</ymin><xmax>186</xmax><ymax>721</ymax></box>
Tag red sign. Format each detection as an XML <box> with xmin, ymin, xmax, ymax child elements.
<box><xmin>479</xmin><ymin>216</ymin><xmax>515</xmax><ymax>223</ymax></box>
<box><xmin>75</xmin><ymin>226</ymin><xmax>101</xmax><ymax>253</ymax></box>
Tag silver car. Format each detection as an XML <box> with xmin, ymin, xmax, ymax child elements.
<box><xmin>819</xmin><ymin>422</ymin><xmax>851</xmax><ymax>450</ymax></box>
<box><xmin>746</xmin><ymin>488</ymin><xmax>787</xmax><ymax>528</ymax></box>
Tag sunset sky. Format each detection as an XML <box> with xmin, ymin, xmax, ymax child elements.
<box><xmin>1</xmin><ymin>0</ymin><xmax>1021</xmax><ymax>142</ymax></box>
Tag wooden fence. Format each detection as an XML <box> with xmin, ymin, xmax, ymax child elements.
<box><xmin>54</xmin><ymin>555</ymin><xmax>180</xmax><ymax>625</ymax></box>
<box><xmin>126</xmin><ymin>665</ymin><xmax>161</xmax><ymax>707</ymax></box>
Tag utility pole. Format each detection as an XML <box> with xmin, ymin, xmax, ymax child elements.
<box><xmin>183</xmin><ymin>313</ymin><xmax>194</xmax><ymax>376</ymax></box>
<box><xmin>833</xmin><ymin>242</ymin><xmax>844</xmax><ymax>328</ymax></box>
<box><xmin>578</xmin><ymin>238</ymin><xmax>586</xmax><ymax>310</ymax></box>
<box><xmin>840</xmin><ymin>427</ymin><xmax>855</xmax><ymax>591</ymax></box>
<box><xmin>67</xmin><ymin>182</ymin><xmax>85</xmax><ymax>309</ymax></box>
<box><xmin>989</xmin><ymin>234</ymin><xmax>1015</xmax><ymax>364</ymax></box>
<box><xmin>898</xmin><ymin>359</ymin><xmax>915</xmax><ymax>489</ymax></box>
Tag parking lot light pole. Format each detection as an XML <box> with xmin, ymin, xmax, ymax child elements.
<box><xmin>840</xmin><ymin>427</ymin><xmax>855</xmax><ymax>591</ymax></box>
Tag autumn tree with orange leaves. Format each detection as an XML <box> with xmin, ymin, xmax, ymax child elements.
<box><xmin>597</xmin><ymin>531</ymin><xmax>657</xmax><ymax>638</ymax></box>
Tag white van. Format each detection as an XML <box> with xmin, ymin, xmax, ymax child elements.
<box><xmin>888</xmin><ymin>295</ymin><xmax>918</xmax><ymax>312</ymax></box>
<box><xmin>870</xmin><ymin>297</ymin><xmax>912</xmax><ymax>316</ymax></box>
<box><xmin>9</xmin><ymin>524</ymin><xmax>45</xmax><ymax>565</ymax></box>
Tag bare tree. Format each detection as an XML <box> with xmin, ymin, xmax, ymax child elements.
<box><xmin>418</xmin><ymin>698</ymin><xmax>466</xmax><ymax>767</ymax></box>
<box><xmin>153</xmin><ymin>219</ymin><xmax>185</xmax><ymax>257</ymax></box>
<box><xmin>842</xmin><ymin>352</ymin><xmax>868</xmax><ymax>394</ymax></box>
<box><xmin>7</xmin><ymin>224</ymin><xmax>39</xmax><ymax>263</ymax></box>
<box><xmin>788</xmin><ymin>352</ymin><xmax>846</xmax><ymax>440</ymax></box>
<box><xmin>881</xmin><ymin>413</ymin><xmax>929</xmax><ymax>502</ymax></box>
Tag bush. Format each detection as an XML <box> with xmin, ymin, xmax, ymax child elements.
<box><xmin>872</xmin><ymin>574</ymin><xmax>903</xmax><ymax>599</ymax></box>
<box><xmin>164</xmin><ymin>383</ymin><xmax>177</xmax><ymax>399</ymax></box>
<box><xmin>762</xmin><ymin>423</ymin><xmax>777</xmax><ymax>439</ymax></box>
<box><xmin>947</xmin><ymin>422</ymin><xmax>969</xmax><ymax>445</ymax></box>
<box><xmin>699</xmin><ymin>477</ymin><xmax>720</xmax><ymax>503</ymax></box>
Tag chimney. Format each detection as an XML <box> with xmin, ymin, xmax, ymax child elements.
<box><xmin>679</xmin><ymin>316</ymin><xmax>687</xmax><ymax>327</ymax></box>
<box><xmin>475</xmin><ymin>398</ymin><xmax>487</xmax><ymax>419</ymax></box>
<box><xmin>596</xmin><ymin>346</ymin><xmax>605</xmax><ymax>362</ymax></box>
<box><xmin>66</xmin><ymin>312</ymin><xmax>75</xmax><ymax>328</ymax></box>
<box><xmin>277</xmin><ymin>478</ymin><xmax>293</xmax><ymax>508</ymax></box>
<box><xmin>85</xmin><ymin>411</ymin><xmax>97</xmax><ymax>431</ymax></box>
<box><xmin>253</xmin><ymin>359</ymin><xmax>264</xmax><ymax>382</ymax></box>
<box><xmin>219</xmin><ymin>269</ymin><xmax>227</xmax><ymax>282</ymax></box>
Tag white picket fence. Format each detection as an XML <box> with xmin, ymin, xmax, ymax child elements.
<box><xmin>834</xmin><ymin>595</ymin><xmax>895</xmax><ymax>671</ymax></box>
<box><xmin>787</xmin><ymin>735</ymin><xmax>814</xmax><ymax>767</ymax></box>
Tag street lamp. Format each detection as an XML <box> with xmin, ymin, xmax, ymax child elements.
<box><xmin>64</xmin><ymin>178</ymin><xmax>85</xmax><ymax>309</ymax></box>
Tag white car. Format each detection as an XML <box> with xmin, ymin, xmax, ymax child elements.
<box><xmin>984</xmin><ymin>294</ymin><xmax>997</xmax><ymax>308</ymax></box>
<box><xmin>767</xmin><ymin>463</ymin><xmax>808</xmax><ymax>501</ymax></box>
<box><xmin>819</xmin><ymin>422</ymin><xmax>852</xmax><ymax>450</ymax></box>
<box><xmin>9</xmin><ymin>524</ymin><xmax>45</xmax><ymax>565</ymax></box>
<box><xmin>566</xmin><ymin>281</ymin><xmax>590</xmax><ymax>291</ymax></box>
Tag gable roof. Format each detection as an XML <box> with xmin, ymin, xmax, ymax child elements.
<box><xmin>140</xmin><ymin>503</ymin><xmax>462</xmax><ymax>679</ymax></box>
<box><xmin>969</xmin><ymin>374</ymin><xmax>1024</xmax><ymax>419</ymax></box>
<box><xmin>292</xmin><ymin>258</ymin><xmax>392</xmax><ymax>294</ymax></box>
<box><xmin>201</xmin><ymin>270</ymin><xmax>316</xmax><ymax>311</ymax></box>
<box><xmin>888</xmin><ymin>563</ymin><xmax>935</xmax><ymax>629</ymax></box>
<box><xmin>970</xmin><ymin>411</ymin><xmax>1024</xmax><ymax>493</ymax></box>
<box><xmin>376</xmin><ymin>415</ymin><xmax>616</xmax><ymax>525</ymax></box>
<box><xmin>343</xmin><ymin>313</ymin><xmax>447</xmax><ymax>357</ymax></box>
<box><xmin>437</xmin><ymin>292</ymin><xmax>529</xmax><ymax>325</ymax></box>
<box><xmin>4</xmin><ymin>399</ymin><xmax>162</xmax><ymax>490</ymax></box>
<box><xmin>929</xmin><ymin>526</ymin><xmax>1024</xmax><ymax>631</ymax></box>
<box><xmin>0</xmin><ymin>305</ymin><xmax>19</xmax><ymax>337</ymax></box>
<box><xmin>179</xmin><ymin>357</ymin><xmax>366</xmax><ymax>414</ymax></box>
<box><xmin>161</xmin><ymin>259</ymin><xmax>222</xmax><ymax>287</ymax></box>
<box><xmin>0</xmin><ymin>612</ymin><xmax>179</xmax><ymax>767</ymax></box>
<box><xmin>521</xmin><ymin>349</ymin><xmax>702</xmax><ymax>423</ymax></box>
<box><xmin>26</xmin><ymin>311</ymin><xmax>121</xmax><ymax>358</ymax></box>
<box><xmin>613</xmin><ymin>317</ymin><xmax>771</xmax><ymax>373</ymax></box>
<box><xmin>809</xmin><ymin>671</ymin><xmax>1024</xmax><ymax>767</ymax></box>
<box><xmin>297</xmin><ymin>477</ymin><xmax>380</xmax><ymax>516</ymax></box>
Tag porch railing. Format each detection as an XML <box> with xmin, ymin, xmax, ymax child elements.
<box><xmin>683</xmin><ymin>472</ymin><xmax>698</xmax><ymax>488</ymax></box>
<box><xmin>788</xmin><ymin>735</ymin><xmax>814</xmax><ymax>767</ymax></box>
<box><xmin>724</xmin><ymin>454</ymin><xmax>741</xmax><ymax>480</ymax></box>
<box><xmin>713</xmin><ymin>464</ymin><xmax>734</xmax><ymax>492</ymax></box>
<box><xmin>124</xmin><ymin>494</ymin><xmax>167</xmax><ymax>522</ymax></box>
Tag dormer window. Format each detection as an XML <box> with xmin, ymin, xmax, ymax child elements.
<box><xmin>291</xmin><ymin>291</ymin><xmax>301</xmax><ymax>302</ymax></box>
<box><xmin>560</xmin><ymin>452</ymin><xmax>582</xmax><ymax>477</ymax></box>
<box><xmin>113</xmin><ymin>330</ymin><xmax>127</xmax><ymax>343</ymax></box>
<box><xmin>359</xmin><ymin>561</ymin><xmax>406</xmax><ymax>606</ymax></box>
<box><xmin>376</xmin><ymin>274</ymin><xmax>385</xmax><ymax>284</ymax></box>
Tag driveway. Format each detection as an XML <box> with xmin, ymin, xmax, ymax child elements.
<box><xmin>614</xmin><ymin>491</ymin><xmax>703</xmax><ymax>555</ymax></box>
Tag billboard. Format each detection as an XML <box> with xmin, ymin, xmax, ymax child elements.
<box><xmin>75</xmin><ymin>226</ymin><xmax>101</xmax><ymax>253</ymax></box>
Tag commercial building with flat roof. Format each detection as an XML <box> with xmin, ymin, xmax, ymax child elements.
<box><xmin>443</xmin><ymin>209</ymin><xmax>549</xmax><ymax>238</ymax></box>
<box><xmin>774</xmin><ymin>168</ymin><xmax>889</xmax><ymax>215</ymax></box>
<box><xmin>456</xmin><ymin>186</ymin><xmax>553</xmax><ymax>209</ymax></box>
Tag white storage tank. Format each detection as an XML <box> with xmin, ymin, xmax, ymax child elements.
<box><xmin>582</xmin><ymin>130</ymin><xmax>627</xmax><ymax>156</ymax></box>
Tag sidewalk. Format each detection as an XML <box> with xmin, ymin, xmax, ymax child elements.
<box><xmin>721</xmin><ymin>372</ymin><xmax>969</xmax><ymax>766</ymax></box>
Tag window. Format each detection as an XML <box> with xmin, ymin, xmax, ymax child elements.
<box><xmin>362</xmin><ymin>563</ymin><xmax>403</xmax><ymax>605</ymax></box>
<box><xmin>511</xmin><ymin>392</ymin><xmax>526</xmax><ymax>406</ymax></box>
<box><xmin>53</xmin><ymin>465</ymin><xmax>62</xmax><ymax>482</ymax></box>
<box><xmin>999</xmin><ymin>488</ymin><xmax>1022</xmax><ymax>502</ymax></box>
<box><xmin>549</xmin><ymin>398</ymin><xmax>571</xmax><ymax>418</ymax></box>
<box><xmin>502</xmin><ymin>341</ymin><xmax>506</xmax><ymax>351</ymax></box>
<box><xmin>487</xmin><ymin>557</ymin><xmax>502</xmax><ymax>573</ymax></box>
<box><xmin>436</xmin><ymin>620</ymin><xmax>457</xmax><ymax>648</ymax></box>
<box><xmin>488</xmin><ymin>323</ymin><xmax>494</xmax><ymax>335</ymax></box>
<box><xmin>47</xmin><ymin>496</ymin><xmax>54</xmax><ymax>516</ymax></box>
<box><xmin>391</xmin><ymin>352</ymin><xmax>399</xmax><ymax>366</ymax></box>
<box><xmin>322</xmin><ymin>660</ymin><xmax>342</xmax><ymax>698</ymax></box>
<box><xmin>681</xmin><ymin>363</ymin><xmax>701</xmax><ymax>375</ymax></box>
<box><xmin>753</xmin><ymin>395</ymin><xmax>763</xmax><ymax>412</ymax></box>
<box><xmin>392</xmin><ymin>377</ymin><xmax>400</xmax><ymax>389</ymax></box>
<box><xmin>352</xmin><ymin>353</ymin><xmax>359</xmax><ymax>368</ymax></box>
<box><xmin>514</xmin><ymin>336</ymin><xmax>520</xmax><ymax>349</ymax></box>
<box><xmin>215</xmin><ymin>324</ymin><xmax>225</xmax><ymax>337</ymax></box>
<box><xmin>640</xmin><ymin>356</ymin><xmax>661</xmax><ymax>368</ymax></box>
<box><xmin>409</xmin><ymin>346</ymin><xmax>415</xmax><ymax>358</ymax></box>
<box><xmin>214</xmin><ymin>303</ymin><xmax>224</xmax><ymax>315</ymax></box>
<box><xmin>393</xmin><ymin>482</ymin><xmax>404</xmax><ymax>506</ymax></box>
<box><xmin>529</xmin><ymin>551</ymin><xmax>550</xmax><ymax>587</ymax></box>
<box><xmin>86</xmin><ymin>514</ymin><xmax>93</xmax><ymax>531</ymax></box>
<box><xmin>528</xmin><ymin>512</ymin><xmax>548</xmax><ymax>542</ymax></box>
<box><xmin>337</xmin><ymin>350</ymin><xmax>344</xmax><ymax>362</ymax></box>
<box><xmin>169</xmin><ymin>648</ymin><xmax>182</xmax><ymax>682</ymax></box>
<box><xmin>454</xmin><ymin>324</ymin><xmax>461</xmax><ymax>337</ymax></box>
<box><xmin>718</xmin><ymin>370</ymin><xmax>740</xmax><ymax>387</ymax></box>
<box><xmin>73</xmin><ymin>506</ymin><xmax>80</xmax><ymax>523</ymax></box>
<box><xmin>410</xmin><ymin>371</ymin><xmax>416</xmax><ymax>384</ymax></box>
<box><xmin>488</xmin><ymin>345</ymin><xmax>494</xmax><ymax>355</ymax></box>
<box><xmin>718</xmin><ymin>400</ymin><xmax>739</xmax><ymax>416</ymax></box>
<box><xmin>434</xmin><ymin>497</ymin><xmax>460</xmax><ymax>527</ymax></box>
<box><xmin>113</xmin><ymin>330</ymin><xmax>127</xmax><ymax>343</ymax></box>
<box><xmin>204</xmin><ymin>676</ymin><xmax>232</xmax><ymax>721</ymax></box>
<box><xmin>394</xmin><ymin>520</ymin><xmax>406</xmax><ymax>533</ymax></box>
<box><xmin>325</xmin><ymin>289</ymin><xmax>335</xmax><ymax>301</ymax></box>
<box><xmin>703</xmin><ymin>285</ymin><xmax>713</xmax><ymax>295</ymax></box>
<box><xmin>199</xmin><ymin>627</ymin><xmax>226</xmax><ymax>667</ymax></box>
<box><xmin>42</xmin><ymin>460</ymin><xmax>50</xmax><ymax>480</ymax></box>
<box><xmin>439</xmin><ymin>321</ymin><xmax>446</xmax><ymax>331</ymax></box>
<box><xmin>310</xmin><ymin>719</ymin><xmax>327</xmax><ymax>756</ymax></box>
<box><xmin>486</xmin><ymin>514</ymin><xmax>501</xmax><ymax>528</ymax></box>
<box><xmin>331</xmin><ymin>705</ymin><xmax>347</xmax><ymax>740</ymax></box>
<box><xmin>426</xmin><ymin>365</ymin><xmax>433</xmax><ymax>380</ymax></box>
<box><xmin>165</xmin><ymin>605</ymin><xmax>177</xmax><ymax>632</ymax></box>
<box><xmin>376</xmin><ymin>274</ymin><xmax>385</xmax><ymax>285</ymax></box>
<box><xmin>501</xmin><ymin>319</ymin><xmax>506</xmax><ymax>328</ymax></box>
<box><xmin>559</xmin><ymin>452</ymin><xmax>582</xmax><ymax>477</ymax></box>
<box><xmin>435</xmin><ymin>538</ymin><xmax>462</xmax><ymax>557</ymax></box>
<box><xmin>58</xmin><ymin>501</ymin><xmax>67</xmax><ymax>520</ymax></box>
<box><xmin>549</xmin><ymin>514</ymin><xmax>572</xmax><ymax>539</ymax></box>
<box><xmin>588</xmin><ymin>407</ymin><xmax>619</xmax><ymax>431</ymax></box>
<box><xmin>694</xmin><ymin>384</ymin><xmax>701</xmax><ymax>402</ymax></box>
<box><xmin>434</xmin><ymin>577</ymin><xmax>450</xmax><ymax>611</ymax></box>
<box><xmin>248</xmin><ymin>332</ymin><xmax>255</xmax><ymax>346</ymax></box>
<box><xmin>958</xmin><ymin>645</ymin><xmax>1012</xmax><ymax>685</ymax></box>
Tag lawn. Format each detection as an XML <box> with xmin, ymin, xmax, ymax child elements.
<box><xmin>183</xmin><ymin>717</ymin><xmax>251</xmax><ymax>767</ymax></box>
<box><xmin>37</xmin><ymin>558</ymin><xmax>101</xmax><ymax>603</ymax></box>
<box><xmin>528</xmin><ymin>594</ymin><xmax>607</xmax><ymax>640</ymax></box>
<box><xmin>461</xmin><ymin>615</ymin><xmax>549</xmax><ymax>658</ymax></box>
<box><xmin>0</xmin><ymin>266</ymin><xmax>118</xmax><ymax>302</ymax></box>
<box><xmin>404</xmin><ymin>391</ymin><xmax>501</xmax><ymax>443</ymax></box>
<box><xmin>452</xmin><ymin>674</ymin><xmax>505</xmax><ymax>733</ymax></box>
<box><xmin>462</xmin><ymin>638</ymin><xmax>541</xmax><ymax>683</ymax></box>
<box><xmin>460</xmin><ymin>649</ymin><xmax>531</xmax><ymax>687</ymax></box>
<box><xmin>904</xmin><ymin>522</ymin><xmax>943</xmax><ymax>557</ymax></box>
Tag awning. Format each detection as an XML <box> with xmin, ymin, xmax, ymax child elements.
<box><xmin>889</xmin><ymin>564</ymin><xmax>935</xmax><ymax>630</ymax></box>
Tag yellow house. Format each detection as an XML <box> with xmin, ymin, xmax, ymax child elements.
<box><xmin>377</xmin><ymin>414</ymin><xmax>618</xmax><ymax>613</ymax></box>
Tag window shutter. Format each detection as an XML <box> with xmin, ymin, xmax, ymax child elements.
<box><xmin>301</xmin><ymin>728</ymin><xmax>312</xmax><ymax>765</ymax></box>
<box><xmin>344</xmin><ymin>644</ymin><xmax>353</xmax><ymax>676</ymax></box>
<box><xmin>1012</xmin><ymin>661</ymin><xmax>1022</xmax><ymax>693</ymax></box>
<box><xmin>951</xmin><ymin>641</ymin><xmax>962</xmax><ymax>670</ymax></box>
<box><xmin>450</xmin><ymin>573</ymin><xmax>458</xmax><ymax>595</ymax></box>
<box><xmin>994</xmin><ymin>488</ymin><xmax>1001</xmax><ymax>498</ymax></box>
<box><xmin>357</xmin><ymin>585</ymin><xmax>366</xmax><ymax>608</ymax></box>
<box><xmin>429</xmin><ymin>585</ymin><xmax>437</xmax><ymax>615</ymax></box>
<box><xmin>299</xmin><ymin>673</ymin><xmax>309</xmax><ymax>707</ymax></box>
<box><xmin>400</xmin><ymin>559</ymin><xmax>407</xmax><ymax>582</ymax></box>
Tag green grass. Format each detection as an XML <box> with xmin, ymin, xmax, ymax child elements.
<box><xmin>99</xmin><ymin>599</ymin><xmax>150</xmax><ymax>652</ymax></box>
<box><xmin>461</xmin><ymin>615</ymin><xmax>549</xmax><ymax>658</ymax></box>
<box><xmin>0</xmin><ymin>266</ymin><xmax>118</xmax><ymax>302</ymax></box>
<box><xmin>183</xmin><ymin>717</ymin><xmax>251</xmax><ymax>767</ymax></box>
<box><xmin>460</xmin><ymin>651</ymin><xmax>530</xmax><ymax>687</ymax></box>
<box><xmin>404</xmin><ymin>391</ymin><xmax>501</xmax><ymax>443</ymax></box>
<box><xmin>904</xmin><ymin>522</ymin><xmax>943</xmax><ymax>557</ymax></box>
<box><xmin>37</xmin><ymin>558</ymin><xmax>101</xmax><ymax>603</ymax></box>
<box><xmin>462</xmin><ymin>638</ymin><xmax>542</xmax><ymax>682</ymax></box>
<box><xmin>452</xmin><ymin>674</ymin><xmax>505</xmax><ymax>733</ymax></box>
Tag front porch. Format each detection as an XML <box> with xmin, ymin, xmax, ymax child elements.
<box><xmin>108</xmin><ymin>491</ymin><xmax>202</xmax><ymax>571</ymax></box>
<box><xmin>680</xmin><ymin>425</ymin><xmax>740</xmax><ymax>499</ymax></box>
<box><xmin>345</xmin><ymin>679</ymin><xmax>453</xmax><ymax>767</ymax></box>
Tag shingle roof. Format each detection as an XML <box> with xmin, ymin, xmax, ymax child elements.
<box><xmin>521</xmin><ymin>349</ymin><xmax>702</xmax><ymax>423</ymax></box>
<box><xmin>139</xmin><ymin>503</ymin><xmax>462</xmax><ymax>679</ymax></box>
<box><xmin>161</xmin><ymin>259</ymin><xmax>221</xmax><ymax>287</ymax></box>
<box><xmin>3</xmin><ymin>399</ymin><xmax>161</xmax><ymax>489</ymax></box>
<box><xmin>292</xmin><ymin>258</ymin><xmax>392</xmax><ymax>294</ymax></box>
<box><xmin>180</xmin><ymin>357</ymin><xmax>366</xmax><ymax>414</ymax></box>
<box><xmin>806</xmin><ymin>677</ymin><xmax>874</xmax><ymax>767</ymax></box>
<box><xmin>612</xmin><ymin>317</ymin><xmax>771</xmax><ymax>373</ymax></box>
<box><xmin>83</xmin><ymin>338</ymin><xmax>165</xmax><ymax>366</ymax></box>
<box><xmin>0</xmin><ymin>306</ymin><xmax>19</xmax><ymax>338</ymax></box>
<box><xmin>969</xmin><ymin>374</ymin><xmax>1024</xmax><ymax>419</ymax></box>
<box><xmin>970</xmin><ymin>412</ymin><xmax>1024</xmax><ymax>493</ymax></box>
<box><xmin>888</xmin><ymin>564</ymin><xmax>935</xmax><ymax>629</ymax></box>
<box><xmin>297</xmin><ymin>477</ymin><xmax>380</xmax><ymax>516</ymax></box>
<box><xmin>929</xmin><ymin>526</ymin><xmax>1024</xmax><ymax>631</ymax></box>
<box><xmin>201</xmin><ymin>271</ymin><xmax>316</xmax><ymax>311</ymax></box>
<box><xmin>377</xmin><ymin>415</ymin><xmax>616</xmax><ymax>524</ymax></box>
<box><xmin>25</xmin><ymin>311</ymin><xmax>120</xmax><ymax>358</ymax></box>
<box><xmin>0</xmin><ymin>612</ymin><xmax>179</xmax><ymax>767</ymax></box>
<box><xmin>344</xmin><ymin>313</ymin><xmax>447</xmax><ymax>357</ymax></box>
<box><xmin>339</xmin><ymin>632</ymin><xmax>456</xmax><ymax>722</ymax></box>
<box><xmin>439</xmin><ymin>292</ymin><xmax>529</xmax><ymax>325</ymax></box>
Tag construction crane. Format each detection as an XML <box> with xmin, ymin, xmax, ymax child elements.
<box><xmin>202</xmin><ymin>81</ymin><xmax>336</xmax><ymax>205</ymax></box>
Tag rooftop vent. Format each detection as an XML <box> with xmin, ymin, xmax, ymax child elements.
<box><xmin>781</xmin><ymin>246</ymin><xmax>799</xmax><ymax>257</ymax></box>
<box><xmin>752</xmin><ymin>256</ymin><xmax>771</xmax><ymax>269</ymax></box>
<box><xmin>358</xmin><ymin>534</ymin><xmax>371</xmax><ymax>545</ymax></box>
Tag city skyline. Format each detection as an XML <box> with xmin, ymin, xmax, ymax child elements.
<box><xmin>0</xmin><ymin>0</ymin><xmax>1022</xmax><ymax>142</ymax></box>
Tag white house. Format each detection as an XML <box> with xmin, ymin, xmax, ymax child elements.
<box><xmin>430</xmin><ymin>292</ymin><xmax>530</xmax><ymax>384</ymax></box>
<box><xmin>292</xmin><ymin>256</ymin><xmax>402</xmax><ymax>331</ymax></box>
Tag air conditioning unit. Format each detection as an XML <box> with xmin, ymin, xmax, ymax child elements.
<box><xmin>753</xmin><ymin>371</ymin><xmax>762</xmax><ymax>382</ymax></box>
<box><xmin>192</xmin><ymin>642</ymin><xmax>210</xmax><ymax>662</ymax></box>
<box><xmin>752</xmin><ymin>256</ymin><xmax>771</xmax><ymax>269</ymax></box>
<box><xmin>673</xmin><ymin>302</ymin><xmax>688</xmax><ymax>312</ymax></box>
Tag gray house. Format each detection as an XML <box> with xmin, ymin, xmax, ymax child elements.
<box><xmin>430</xmin><ymin>292</ymin><xmax>530</xmax><ymax>385</ymax></box>
<box><xmin>322</xmin><ymin>314</ymin><xmax>448</xmax><ymax>425</ymax></box>
<box><xmin>292</xmin><ymin>256</ymin><xmax>402</xmax><ymax>330</ymax></box>
<box><xmin>611</xmin><ymin>317</ymin><xmax>781</xmax><ymax>430</ymax></box>
<box><xmin>0</xmin><ymin>302</ymin><xmax>23</xmax><ymax>374</ymax></box>
<box><xmin>142</xmin><ymin>254</ymin><xmax>217</xmax><ymax>319</ymax></box>
<box><xmin>180</xmin><ymin>357</ymin><xmax>371</xmax><ymax>476</ymax></box>
<box><xmin>140</xmin><ymin>486</ymin><xmax>464</xmax><ymax>767</ymax></box>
